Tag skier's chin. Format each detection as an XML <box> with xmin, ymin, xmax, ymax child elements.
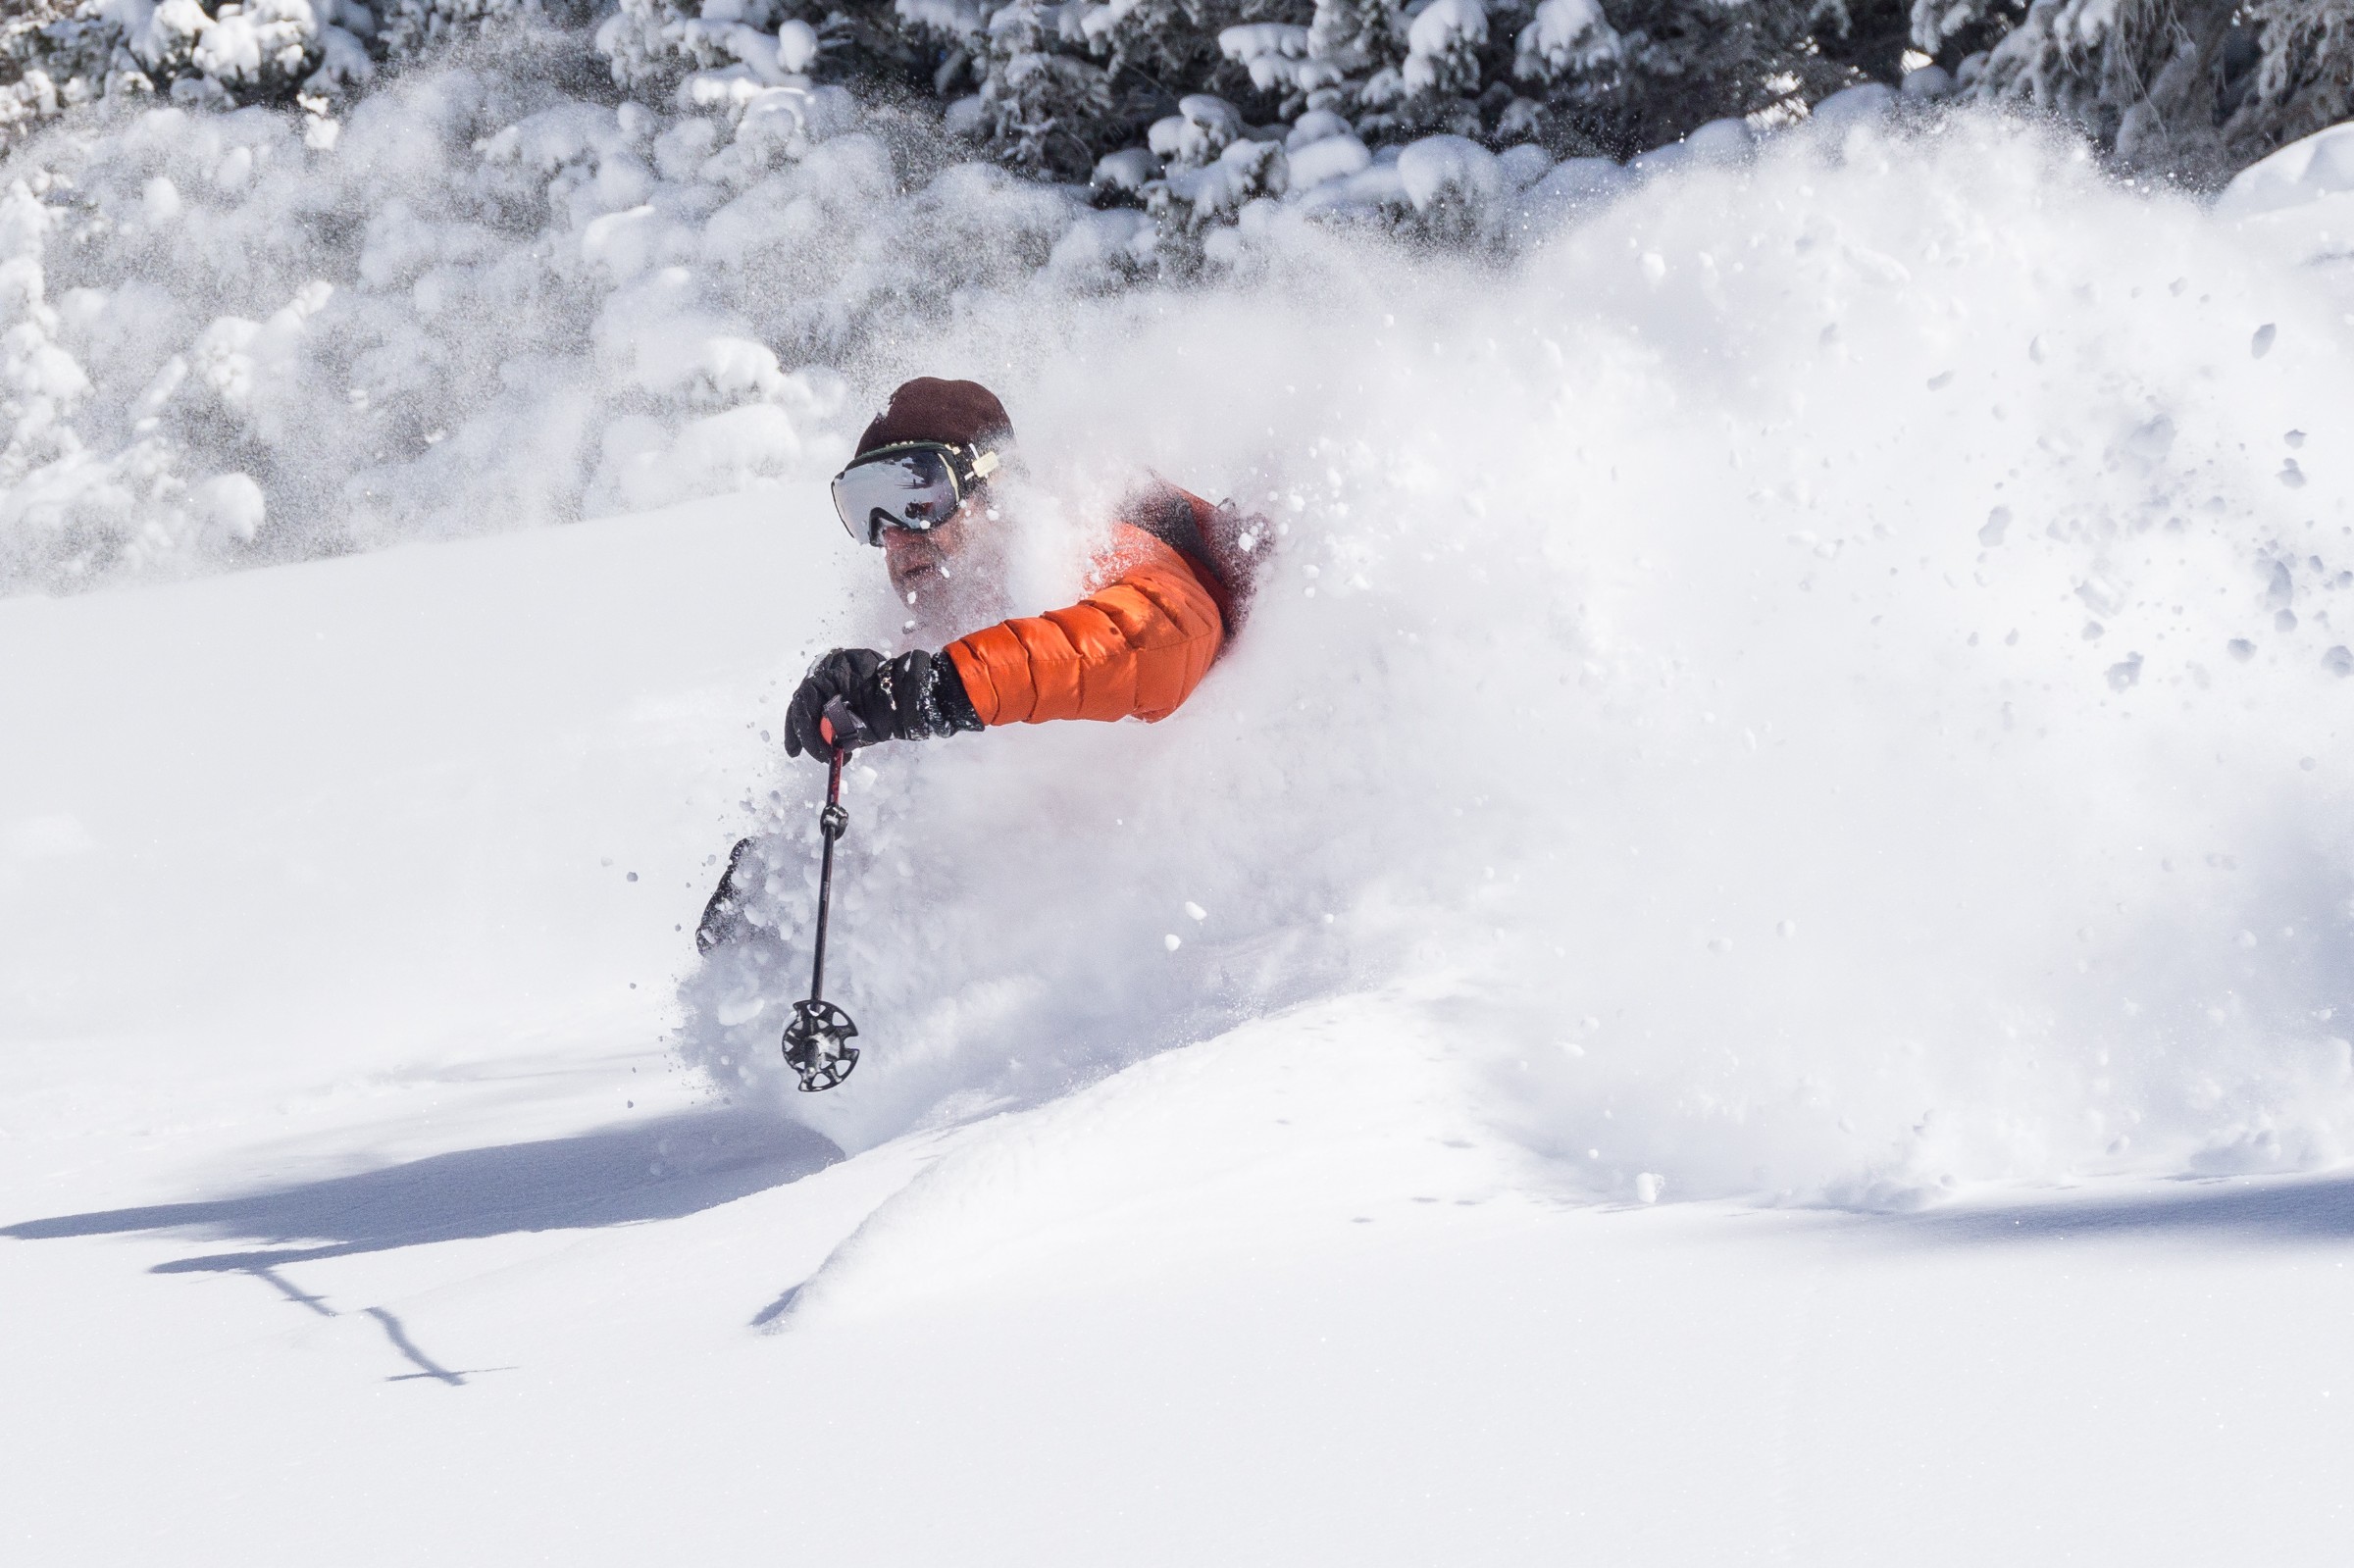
<box><xmin>889</xmin><ymin>567</ymin><xmax>963</xmax><ymax>638</ymax></box>
<box><xmin>891</xmin><ymin>566</ymin><xmax>949</xmax><ymax>625</ymax></box>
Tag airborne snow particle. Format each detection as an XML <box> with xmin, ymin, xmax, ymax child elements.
<box><xmin>1164</xmin><ymin>934</ymin><xmax>1182</xmax><ymax>951</ymax></box>
<box><xmin>2252</xmin><ymin>323</ymin><xmax>2277</xmax><ymax>357</ymax></box>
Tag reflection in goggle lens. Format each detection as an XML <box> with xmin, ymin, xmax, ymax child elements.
<box><xmin>832</xmin><ymin>448</ymin><xmax>962</xmax><ymax>545</ymax></box>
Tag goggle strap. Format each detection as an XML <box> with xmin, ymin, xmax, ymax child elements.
<box><xmin>844</xmin><ymin>441</ymin><xmax>1002</xmax><ymax>488</ymax></box>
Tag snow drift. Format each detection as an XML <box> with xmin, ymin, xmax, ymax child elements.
<box><xmin>8</xmin><ymin>64</ymin><xmax>2354</xmax><ymax>1210</ymax></box>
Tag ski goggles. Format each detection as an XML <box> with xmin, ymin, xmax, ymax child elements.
<box><xmin>831</xmin><ymin>440</ymin><xmax>1003</xmax><ymax>546</ymax></box>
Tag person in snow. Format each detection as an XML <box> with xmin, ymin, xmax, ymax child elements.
<box><xmin>781</xmin><ymin>377</ymin><xmax>1251</xmax><ymax>762</ymax></box>
<box><xmin>695</xmin><ymin>378</ymin><xmax>1254</xmax><ymax>959</ymax></box>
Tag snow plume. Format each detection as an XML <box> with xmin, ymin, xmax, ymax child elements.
<box><xmin>678</xmin><ymin>115</ymin><xmax>2354</xmax><ymax>1208</ymax></box>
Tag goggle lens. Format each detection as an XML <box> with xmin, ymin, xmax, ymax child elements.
<box><xmin>832</xmin><ymin>447</ymin><xmax>962</xmax><ymax>545</ymax></box>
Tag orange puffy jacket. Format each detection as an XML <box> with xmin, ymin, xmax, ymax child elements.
<box><xmin>944</xmin><ymin>482</ymin><xmax>1242</xmax><ymax>727</ymax></box>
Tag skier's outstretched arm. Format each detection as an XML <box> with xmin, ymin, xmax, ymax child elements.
<box><xmin>784</xmin><ymin>516</ymin><xmax>1232</xmax><ymax>762</ymax></box>
<box><xmin>944</xmin><ymin>528</ymin><xmax>1225</xmax><ymax>726</ymax></box>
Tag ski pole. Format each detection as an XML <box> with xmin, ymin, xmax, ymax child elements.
<box><xmin>781</xmin><ymin>699</ymin><xmax>862</xmax><ymax>1091</ymax></box>
<box><xmin>807</xmin><ymin>728</ymin><xmax>848</xmax><ymax>1003</ymax></box>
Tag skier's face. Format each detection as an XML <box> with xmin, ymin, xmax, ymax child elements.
<box><xmin>882</xmin><ymin>492</ymin><xmax>985</xmax><ymax>608</ymax></box>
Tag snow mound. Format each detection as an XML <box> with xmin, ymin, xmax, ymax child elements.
<box><xmin>784</xmin><ymin>990</ymin><xmax>1533</xmax><ymax>1323</ymax></box>
<box><xmin>2218</xmin><ymin>120</ymin><xmax>2354</xmax><ymax>220</ymax></box>
<box><xmin>2217</xmin><ymin>119</ymin><xmax>2354</xmax><ymax>278</ymax></box>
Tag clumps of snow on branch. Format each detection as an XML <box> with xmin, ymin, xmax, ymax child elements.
<box><xmin>0</xmin><ymin>1</ymin><xmax>557</xmax><ymax>155</ymax></box>
<box><xmin>1513</xmin><ymin>0</ymin><xmax>1620</xmax><ymax>83</ymax></box>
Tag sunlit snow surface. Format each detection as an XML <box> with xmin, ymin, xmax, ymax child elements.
<box><xmin>6</xmin><ymin>89</ymin><xmax>2354</xmax><ymax>1563</ymax></box>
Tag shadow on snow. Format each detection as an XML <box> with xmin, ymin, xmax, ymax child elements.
<box><xmin>1</xmin><ymin>1105</ymin><xmax>840</xmax><ymax>1277</ymax></box>
<box><xmin>1881</xmin><ymin>1170</ymin><xmax>2354</xmax><ymax>1246</ymax></box>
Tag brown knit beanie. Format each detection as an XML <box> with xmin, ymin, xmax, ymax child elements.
<box><xmin>855</xmin><ymin>378</ymin><xmax>1014</xmax><ymax>459</ymax></box>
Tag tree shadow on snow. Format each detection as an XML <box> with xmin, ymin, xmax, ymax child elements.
<box><xmin>1878</xmin><ymin>1171</ymin><xmax>2354</xmax><ymax>1246</ymax></box>
<box><xmin>1</xmin><ymin>1105</ymin><xmax>840</xmax><ymax>1277</ymax></box>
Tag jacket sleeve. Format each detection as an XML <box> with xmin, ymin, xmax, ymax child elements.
<box><xmin>943</xmin><ymin>525</ymin><xmax>1226</xmax><ymax>726</ymax></box>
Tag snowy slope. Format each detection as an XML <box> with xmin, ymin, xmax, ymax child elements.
<box><xmin>9</xmin><ymin>111</ymin><xmax>2354</xmax><ymax>1564</ymax></box>
<box><xmin>4</xmin><ymin>475</ymin><xmax>2351</xmax><ymax>1567</ymax></box>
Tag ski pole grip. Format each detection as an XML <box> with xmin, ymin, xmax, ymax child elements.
<box><xmin>818</xmin><ymin>696</ymin><xmax>862</xmax><ymax>752</ymax></box>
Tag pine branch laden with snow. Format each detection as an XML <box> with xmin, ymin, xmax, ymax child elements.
<box><xmin>0</xmin><ymin>0</ymin><xmax>576</xmax><ymax>156</ymax></box>
<box><xmin>378</xmin><ymin>0</ymin><xmax>570</xmax><ymax>57</ymax></box>
<box><xmin>1925</xmin><ymin>0</ymin><xmax>2354</xmax><ymax>183</ymax></box>
<box><xmin>973</xmin><ymin>0</ymin><xmax>1118</xmax><ymax>176</ymax></box>
<box><xmin>1957</xmin><ymin>0</ymin><xmax>2245</xmax><ymax>175</ymax></box>
<box><xmin>595</xmin><ymin>0</ymin><xmax>834</xmax><ymax>95</ymax></box>
<box><xmin>2235</xmin><ymin>0</ymin><xmax>2354</xmax><ymax>155</ymax></box>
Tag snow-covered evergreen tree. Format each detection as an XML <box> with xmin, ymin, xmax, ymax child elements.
<box><xmin>9</xmin><ymin>0</ymin><xmax>2354</xmax><ymax>212</ymax></box>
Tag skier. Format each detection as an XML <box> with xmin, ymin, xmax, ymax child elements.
<box><xmin>781</xmin><ymin>376</ymin><xmax>1252</xmax><ymax>763</ymax></box>
<box><xmin>697</xmin><ymin>377</ymin><xmax>1254</xmax><ymax>958</ymax></box>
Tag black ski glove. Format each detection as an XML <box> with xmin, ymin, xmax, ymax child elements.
<box><xmin>784</xmin><ymin>647</ymin><xmax>983</xmax><ymax>762</ymax></box>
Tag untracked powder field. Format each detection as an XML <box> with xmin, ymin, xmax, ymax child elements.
<box><xmin>4</xmin><ymin>54</ymin><xmax>2354</xmax><ymax>1567</ymax></box>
